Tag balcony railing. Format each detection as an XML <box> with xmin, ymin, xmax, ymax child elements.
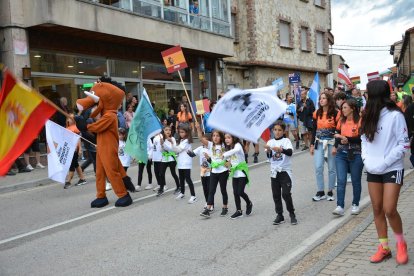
<box><xmin>87</xmin><ymin>0</ymin><xmax>232</xmax><ymax>37</ymax></box>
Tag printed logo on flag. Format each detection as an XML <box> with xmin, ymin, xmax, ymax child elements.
<box><xmin>161</xmin><ymin>45</ymin><xmax>188</xmax><ymax>74</ymax></box>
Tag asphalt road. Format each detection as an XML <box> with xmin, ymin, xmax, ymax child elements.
<box><xmin>0</xmin><ymin>150</ymin><xmax>410</xmax><ymax>275</ymax></box>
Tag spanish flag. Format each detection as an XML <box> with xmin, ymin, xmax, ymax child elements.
<box><xmin>0</xmin><ymin>70</ymin><xmax>56</xmax><ymax>175</ymax></box>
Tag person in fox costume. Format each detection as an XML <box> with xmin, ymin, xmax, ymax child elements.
<box><xmin>76</xmin><ymin>76</ymin><xmax>135</xmax><ymax>208</ymax></box>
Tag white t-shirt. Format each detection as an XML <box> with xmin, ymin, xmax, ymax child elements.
<box><xmin>152</xmin><ymin>134</ymin><xmax>163</xmax><ymax>162</ymax></box>
<box><xmin>266</xmin><ymin>138</ymin><xmax>293</xmax><ymax>178</ymax></box>
<box><xmin>161</xmin><ymin>137</ymin><xmax>177</xmax><ymax>162</ymax></box>
<box><xmin>208</xmin><ymin>141</ymin><xmax>228</xmax><ymax>174</ymax></box>
<box><xmin>173</xmin><ymin>139</ymin><xmax>193</xmax><ymax>169</ymax></box>
<box><xmin>223</xmin><ymin>142</ymin><xmax>246</xmax><ymax>178</ymax></box>
<box><xmin>118</xmin><ymin>140</ymin><xmax>132</xmax><ymax>167</ymax></box>
<box><xmin>193</xmin><ymin>145</ymin><xmax>212</xmax><ymax>177</ymax></box>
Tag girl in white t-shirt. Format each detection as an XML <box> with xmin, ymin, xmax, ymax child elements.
<box><xmin>118</xmin><ymin>128</ymin><xmax>132</xmax><ymax>172</ymax></box>
<box><xmin>152</xmin><ymin>132</ymin><xmax>164</xmax><ymax>192</ymax></box>
<box><xmin>196</xmin><ymin>122</ymin><xmax>229</xmax><ymax>218</ymax></box>
<box><xmin>158</xmin><ymin>126</ymin><xmax>180</xmax><ymax>196</ymax></box>
<box><xmin>223</xmin><ymin>134</ymin><xmax>253</xmax><ymax>219</ymax></box>
<box><xmin>264</xmin><ymin>121</ymin><xmax>297</xmax><ymax>226</ymax></box>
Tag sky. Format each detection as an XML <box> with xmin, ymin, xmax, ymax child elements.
<box><xmin>331</xmin><ymin>0</ymin><xmax>413</xmax><ymax>89</ymax></box>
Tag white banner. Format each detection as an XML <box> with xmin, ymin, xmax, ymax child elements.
<box><xmin>45</xmin><ymin>120</ymin><xmax>80</xmax><ymax>184</ymax></box>
<box><xmin>208</xmin><ymin>86</ymin><xmax>287</xmax><ymax>142</ymax></box>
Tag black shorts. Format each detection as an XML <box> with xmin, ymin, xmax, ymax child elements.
<box><xmin>69</xmin><ymin>151</ymin><xmax>79</xmax><ymax>172</ymax></box>
<box><xmin>367</xmin><ymin>169</ymin><xmax>404</xmax><ymax>185</ymax></box>
<box><xmin>25</xmin><ymin>139</ymin><xmax>40</xmax><ymax>153</ymax></box>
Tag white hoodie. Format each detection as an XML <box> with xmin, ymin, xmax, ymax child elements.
<box><xmin>361</xmin><ymin>108</ymin><xmax>409</xmax><ymax>174</ymax></box>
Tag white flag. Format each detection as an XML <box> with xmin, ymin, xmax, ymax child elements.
<box><xmin>208</xmin><ymin>86</ymin><xmax>287</xmax><ymax>142</ymax></box>
<box><xmin>45</xmin><ymin>120</ymin><xmax>80</xmax><ymax>184</ymax></box>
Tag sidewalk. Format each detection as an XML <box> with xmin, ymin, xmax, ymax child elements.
<box><xmin>317</xmin><ymin>177</ymin><xmax>414</xmax><ymax>275</ymax></box>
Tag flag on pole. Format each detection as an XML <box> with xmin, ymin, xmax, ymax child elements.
<box><xmin>161</xmin><ymin>45</ymin><xmax>188</xmax><ymax>73</ymax></box>
<box><xmin>193</xmin><ymin>99</ymin><xmax>210</xmax><ymax>115</ymax></box>
<box><xmin>338</xmin><ymin>67</ymin><xmax>352</xmax><ymax>85</ymax></box>
<box><xmin>261</xmin><ymin>128</ymin><xmax>271</xmax><ymax>142</ymax></box>
<box><xmin>45</xmin><ymin>120</ymin><xmax>80</xmax><ymax>184</ymax></box>
<box><xmin>350</xmin><ymin>76</ymin><xmax>361</xmax><ymax>85</ymax></box>
<box><xmin>0</xmin><ymin>70</ymin><xmax>56</xmax><ymax>175</ymax></box>
<box><xmin>367</xmin><ymin>71</ymin><xmax>380</xmax><ymax>82</ymax></box>
<box><xmin>207</xmin><ymin>86</ymin><xmax>287</xmax><ymax>142</ymax></box>
<box><xmin>308</xmin><ymin>72</ymin><xmax>320</xmax><ymax>109</ymax></box>
<box><xmin>272</xmin><ymin>77</ymin><xmax>284</xmax><ymax>91</ymax></box>
<box><xmin>125</xmin><ymin>95</ymin><xmax>162</xmax><ymax>164</ymax></box>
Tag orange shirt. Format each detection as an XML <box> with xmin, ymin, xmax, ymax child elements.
<box><xmin>313</xmin><ymin>111</ymin><xmax>339</xmax><ymax>130</ymax></box>
<box><xmin>397</xmin><ymin>101</ymin><xmax>405</xmax><ymax>112</ymax></box>
<box><xmin>177</xmin><ymin>111</ymin><xmax>192</xmax><ymax>122</ymax></box>
<box><xmin>336</xmin><ymin>119</ymin><xmax>360</xmax><ymax>137</ymax></box>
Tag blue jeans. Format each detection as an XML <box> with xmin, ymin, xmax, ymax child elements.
<box><xmin>314</xmin><ymin>142</ymin><xmax>336</xmax><ymax>192</ymax></box>
<box><xmin>335</xmin><ymin>151</ymin><xmax>363</xmax><ymax>208</ymax></box>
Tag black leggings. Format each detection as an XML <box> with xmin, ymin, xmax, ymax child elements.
<box><xmin>160</xmin><ymin>161</ymin><xmax>180</xmax><ymax>189</ymax></box>
<box><xmin>138</xmin><ymin>160</ymin><xmax>153</xmax><ymax>186</ymax></box>
<box><xmin>207</xmin><ymin>171</ymin><xmax>229</xmax><ymax>206</ymax></box>
<box><xmin>153</xmin><ymin>161</ymin><xmax>162</xmax><ymax>186</ymax></box>
<box><xmin>201</xmin><ymin>176</ymin><xmax>211</xmax><ymax>203</ymax></box>
<box><xmin>271</xmin><ymin>172</ymin><xmax>295</xmax><ymax>215</ymax></box>
<box><xmin>232</xmin><ymin>177</ymin><xmax>251</xmax><ymax>211</ymax></box>
<box><xmin>179</xmin><ymin>169</ymin><xmax>195</xmax><ymax>196</ymax></box>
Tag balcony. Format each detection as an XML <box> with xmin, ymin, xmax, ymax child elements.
<box><xmin>87</xmin><ymin>0</ymin><xmax>232</xmax><ymax>37</ymax></box>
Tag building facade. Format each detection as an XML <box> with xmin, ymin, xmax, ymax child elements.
<box><xmin>223</xmin><ymin>0</ymin><xmax>333</xmax><ymax>97</ymax></box>
<box><xmin>391</xmin><ymin>26</ymin><xmax>414</xmax><ymax>91</ymax></box>
<box><xmin>0</xmin><ymin>0</ymin><xmax>233</xmax><ymax>113</ymax></box>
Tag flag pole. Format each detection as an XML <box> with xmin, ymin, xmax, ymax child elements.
<box><xmin>200</xmin><ymin>114</ymin><xmax>205</xmax><ymax>133</ymax></box>
<box><xmin>177</xmin><ymin>70</ymin><xmax>196</xmax><ymax>120</ymax></box>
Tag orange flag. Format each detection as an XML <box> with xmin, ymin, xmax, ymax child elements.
<box><xmin>0</xmin><ymin>70</ymin><xmax>56</xmax><ymax>175</ymax></box>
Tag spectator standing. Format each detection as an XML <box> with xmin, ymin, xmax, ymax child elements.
<box><xmin>297</xmin><ymin>88</ymin><xmax>315</xmax><ymax>151</ymax></box>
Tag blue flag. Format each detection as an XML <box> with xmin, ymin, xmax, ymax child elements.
<box><xmin>125</xmin><ymin>94</ymin><xmax>162</xmax><ymax>164</ymax></box>
<box><xmin>308</xmin><ymin>72</ymin><xmax>320</xmax><ymax>109</ymax></box>
<box><xmin>272</xmin><ymin>77</ymin><xmax>284</xmax><ymax>92</ymax></box>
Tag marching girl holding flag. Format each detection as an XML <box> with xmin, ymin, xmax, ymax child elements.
<box><xmin>196</xmin><ymin>123</ymin><xmax>230</xmax><ymax>218</ymax></box>
<box><xmin>158</xmin><ymin>125</ymin><xmax>180</xmax><ymax>196</ymax></box>
<box><xmin>223</xmin><ymin>133</ymin><xmax>253</xmax><ymax>219</ymax></box>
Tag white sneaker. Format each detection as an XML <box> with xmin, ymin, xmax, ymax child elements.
<box><xmin>145</xmin><ymin>184</ymin><xmax>153</xmax><ymax>190</ymax></box>
<box><xmin>26</xmin><ymin>164</ymin><xmax>34</xmax><ymax>171</ymax></box>
<box><xmin>175</xmin><ymin>193</ymin><xmax>185</xmax><ymax>200</ymax></box>
<box><xmin>351</xmin><ymin>204</ymin><xmax>360</xmax><ymax>215</ymax></box>
<box><xmin>135</xmin><ymin>185</ymin><xmax>141</xmax><ymax>192</ymax></box>
<box><xmin>105</xmin><ymin>182</ymin><xmax>112</xmax><ymax>191</ymax></box>
<box><xmin>188</xmin><ymin>196</ymin><xmax>197</xmax><ymax>204</ymax></box>
<box><xmin>164</xmin><ymin>185</ymin><xmax>168</xmax><ymax>191</ymax></box>
<box><xmin>332</xmin><ymin>206</ymin><xmax>345</xmax><ymax>216</ymax></box>
<box><xmin>36</xmin><ymin>163</ymin><xmax>45</xmax><ymax>169</ymax></box>
<box><xmin>153</xmin><ymin>185</ymin><xmax>160</xmax><ymax>191</ymax></box>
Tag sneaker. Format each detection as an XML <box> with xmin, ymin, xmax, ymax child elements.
<box><xmin>163</xmin><ymin>185</ymin><xmax>168</xmax><ymax>191</ymax></box>
<box><xmin>156</xmin><ymin>189</ymin><xmax>164</xmax><ymax>197</ymax></box>
<box><xmin>295</xmin><ymin>140</ymin><xmax>300</xmax><ymax>150</ymax></box>
<box><xmin>253</xmin><ymin>153</ymin><xmax>259</xmax><ymax>163</ymax></box>
<box><xmin>144</xmin><ymin>184</ymin><xmax>153</xmax><ymax>190</ymax></box>
<box><xmin>6</xmin><ymin>170</ymin><xmax>16</xmax><ymax>176</ymax></box>
<box><xmin>301</xmin><ymin>146</ymin><xmax>309</xmax><ymax>151</ymax></box>
<box><xmin>351</xmin><ymin>204</ymin><xmax>360</xmax><ymax>215</ymax></box>
<box><xmin>209</xmin><ymin>206</ymin><xmax>215</xmax><ymax>213</ymax></box>
<box><xmin>230</xmin><ymin>210</ymin><xmax>243</xmax><ymax>219</ymax></box>
<box><xmin>173</xmin><ymin>188</ymin><xmax>181</xmax><ymax>195</ymax></box>
<box><xmin>135</xmin><ymin>185</ymin><xmax>142</xmax><ymax>192</ymax></box>
<box><xmin>26</xmin><ymin>164</ymin><xmax>34</xmax><ymax>171</ymax></box>
<box><xmin>105</xmin><ymin>182</ymin><xmax>112</xmax><ymax>191</ymax></box>
<box><xmin>153</xmin><ymin>185</ymin><xmax>160</xmax><ymax>191</ymax></box>
<box><xmin>273</xmin><ymin>214</ymin><xmax>285</xmax><ymax>225</ymax></box>
<box><xmin>396</xmin><ymin>241</ymin><xmax>408</xmax><ymax>265</ymax></box>
<box><xmin>18</xmin><ymin>167</ymin><xmax>31</xmax><ymax>173</ymax></box>
<box><xmin>370</xmin><ymin>244</ymin><xmax>392</xmax><ymax>263</ymax></box>
<box><xmin>290</xmin><ymin>213</ymin><xmax>298</xmax><ymax>225</ymax></box>
<box><xmin>200</xmin><ymin>208</ymin><xmax>211</xmax><ymax>218</ymax></box>
<box><xmin>36</xmin><ymin>163</ymin><xmax>45</xmax><ymax>169</ymax></box>
<box><xmin>175</xmin><ymin>193</ymin><xmax>185</xmax><ymax>200</ymax></box>
<box><xmin>220</xmin><ymin>207</ymin><xmax>228</xmax><ymax>217</ymax></box>
<box><xmin>188</xmin><ymin>196</ymin><xmax>197</xmax><ymax>204</ymax></box>
<box><xmin>327</xmin><ymin>191</ymin><xmax>335</xmax><ymax>201</ymax></box>
<box><xmin>64</xmin><ymin>182</ymin><xmax>71</xmax><ymax>189</ymax></box>
<box><xmin>246</xmin><ymin>202</ymin><xmax>253</xmax><ymax>216</ymax></box>
<box><xmin>332</xmin><ymin>206</ymin><xmax>345</xmax><ymax>216</ymax></box>
<box><xmin>75</xmin><ymin>179</ymin><xmax>87</xmax><ymax>186</ymax></box>
<box><xmin>312</xmin><ymin>191</ymin><xmax>326</xmax><ymax>201</ymax></box>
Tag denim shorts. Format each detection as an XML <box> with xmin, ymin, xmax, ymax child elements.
<box><xmin>367</xmin><ymin>169</ymin><xmax>404</xmax><ymax>185</ymax></box>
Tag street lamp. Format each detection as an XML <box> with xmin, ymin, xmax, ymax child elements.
<box><xmin>22</xmin><ymin>65</ymin><xmax>31</xmax><ymax>82</ymax></box>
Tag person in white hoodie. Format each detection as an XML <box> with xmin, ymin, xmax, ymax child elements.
<box><xmin>361</xmin><ymin>80</ymin><xmax>409</xmax><ymax>265</ymax></box>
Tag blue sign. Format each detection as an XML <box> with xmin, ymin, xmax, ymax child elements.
<box><xmin>288</xmin><ymin>73</ymin><xmax>301</xmax><ymax>84</ymax></box>
<box><xmin>272</xmin><ymin>77</ymin><xmax>284</xmax><ymax>91</ymax></box>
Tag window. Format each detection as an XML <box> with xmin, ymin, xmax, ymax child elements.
<box><xmin>316</xmin><ymin>31</ymin><xmax>324</xmax><ymax>54</ymax></box>
<box><xmin>279</xmin><ymin>21</ymin><xmax>291</xmax><ymax>48</ymax></box>
<box><xmin>301</xmin><ymin>27</ymin><xmax>308</xmax><ymax>51</ymax></box>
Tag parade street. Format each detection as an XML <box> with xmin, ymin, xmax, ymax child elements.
<box><xmin>2</xmin><ymin>148</ymin><xmax>411</xmax><ymax>276</ymax></box>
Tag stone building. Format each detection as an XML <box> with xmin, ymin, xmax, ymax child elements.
<box><xmin>223</xmin><ymin>0</ymin><xmax>333</xmax><ymax>96</ymax></box>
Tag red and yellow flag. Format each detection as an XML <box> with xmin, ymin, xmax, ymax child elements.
<box><xmin>161</xmin><ymin>45</ymin><xmax>188</xmax><ymax>74</ymax></box>
<box><xmin>0</xmin><ymin>70</ymin><xmax>56</xmax><ymax>175</ymax></box>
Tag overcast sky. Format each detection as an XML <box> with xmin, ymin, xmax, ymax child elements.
<box><xmin>331</xmin><ymin>0</ymin><xmax>413</xmax><ymax>89</ymax></box>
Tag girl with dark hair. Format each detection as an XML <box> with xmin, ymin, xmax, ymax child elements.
<box><xmin>310</xmin><ymin>92</ymin><xmax>339</xmax><ymax>201</ymax></box>
<box><xmin>361</xmin><ymin>80</ymin><xmax>409</xmax><ymax>264</ymax></box>
<box><xmin>176</xmin><ymin>102</ymin><xmax>193</xmax><ymax>132</ymax></box>
<box><xmin>332</xmin><ymin>99</ymin><xmax>363</xmax><ymax>216</ymax></box>
<box><xmin>197</xmin><ymin>123</ymin><xmax>230</xmax><ymax>218</ymax></box>
<box><xmin>171</xmin><ymin>124</ymin><xmax>196</xmax><ymax>203</ymax></box>
<box><xmin>223</xmin><ymin>133</ymin><xmax>253</xmax><ymax>219</ymax></box>
<box><xmin>157</xmin><ymin>126</ymin><xmax>180</xmax><ymax>196</ymax></box>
